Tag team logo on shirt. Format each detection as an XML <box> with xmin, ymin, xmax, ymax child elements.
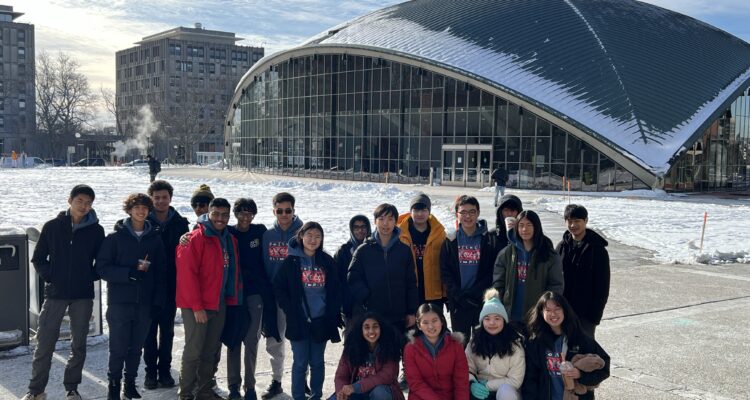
<box><xmin>249</xmin><ymin>238</ymin><xmax>260</xmax><ymax>248</ymax></box>
<box><xmin>301</xmin><ymin>267</ymin><xmax>326</xmax><ymax>288</ymax></box>
<box><xmin>458</xmin><ymin>245</ymin><xmax>481</xmax><ymax>264</ymax></box>
<box><xmin>357</xmin><ymin>361</ymin><xmax>376</xmax><ymax>380</ymax></box>
<box><xmin>413</xmin><ymin>243</ymin><xmax>426</xmax><ymax>261</ymax></box>
<box><xmin>546</xmin><ymin>351</ymin><xmax>562</xmax><ymax>376</ymax></box>
<box><xmin>268</xmin><ymin>242</ymin><xmax>288</xmax><ymax>260</ymax></box>
<box><xmin>517</xmin><ymin>263</ymin><xmax>528</xmax><ymax>283</ymax></box>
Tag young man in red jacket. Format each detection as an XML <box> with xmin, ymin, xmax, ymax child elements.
<box><xmin>176</xmin><ymin>198</ymin><xmax>243</xmax><ymax>399</ymax></box>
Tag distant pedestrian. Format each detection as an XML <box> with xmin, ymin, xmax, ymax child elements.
<box><xmin>142</xmin><ymin>180</ymin><xmax>190</xmax><ymax>390</ymax></box>
<box><xmin>147</xmin><ymin>155</ymin><xmax>161</xmax><ymax>183</ymax></box>
<box><xmin>334</xmin><ymin>215</ymin><xmax>371</xmax><ymax>328</ymax></box>
<box><xmin>556</xmin><ymin>204</ymin><xmax>610</xmax><ymax>339</ymax></box>
<box><xmin>273</xmin><ymin>222</ymin><xmax>341</xmax><ymax>400</ymax></box>
<box><xmin>465</xmin><ymin>289</ymin><xmax>525</xmax><ymax>400</ymax></box>
<box><xmin>331</xmin><ymin>312</ymin><xmax>404</xmax><ymax>400</ymax></box>
<box><xmin>522</xmin><ymin>292</ymin><xmax>610</xmax><ymax>400</ymax></box>
<box><xmin>403</xmin><ymin>303</ymin><xmax>469</xmax><ymax>400</ymax></box>
<box><xmin>97</xmin><ymin>193</ymin><xmax>167</xmax><ymax>400</ymax></box>
<box><xmin>493</xmin><ymin>210</ymin><xmax>563</xmax><ymax>324</ymax></box>
<box><xmin>23</xmin><ymin>185</ymin><xmax>105</xmax><ymax>400</ymax></box>
<box><xmin>176</xmin><ymin>198</ymin><xmax>243</xmax><ymax>399</ymax></box>
<box><xmin>440</xmin><ymin>195</ymin><xmax>499</xmax><ymax>344</ymax></box>
<box><xmin>490</xmin><ymin>166</ymin><xmax>509</xmax><ymax>207</ymax></box>
<box><xmin>11</xmin><ymin>150</ymin><xmax>18</xmax><ymax>168</ymax></box>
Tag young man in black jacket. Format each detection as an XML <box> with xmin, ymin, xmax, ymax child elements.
<box><xmin>97</xmin><ymin>194</ymin><xmax>166</xmax><ymax>400</ymax></box>
<box><xmin>440</xmin><ymin>195</ymin><xmax>499</xmax><ymax>344</ymax></box>
<box><xmin>24</xmin><ymin>185</ymin><xmax>105</xmax><ymax>400</ymax></box>
<box><xmin>556</xmin><ymin>204</ymin><xmax>610</xmax><ymax>338</ymax></box>
<box><xmin>348</xmin><ymin>203</ymin><xmax>418</xmax><ymax>333</ymax></box>
<box><xmin>142</xmin><ymin>180</ymin><xmax>189</xmax><ymax>389</ymax></box>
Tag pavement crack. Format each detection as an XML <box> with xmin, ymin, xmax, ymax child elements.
<box><xmin>604</xmin><ymin>295</ymin><xmax>750</xmax><ymax>321</ymax></box>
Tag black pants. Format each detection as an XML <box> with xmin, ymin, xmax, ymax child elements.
<box><xmin>143</xmin><ymin>304</ymin><xmax>177</xmax><ymax>376</ymax></box>
<box><xmin>449</xmin><ymin>303</ymin><xmax>481</xmax><ymax>346</ymax></box>
<box><xmin>107</xmin><ymin>303</ymin><xmax>152</xmax><ymax>381</ymax></box>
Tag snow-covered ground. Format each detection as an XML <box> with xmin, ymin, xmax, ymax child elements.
<box><xmin>2</xmin><ymin>167</ymin><xmax>748</xmax><ymax>265</ymax></box>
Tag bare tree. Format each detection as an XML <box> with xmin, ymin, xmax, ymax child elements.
<box><xmin>34</xmin><ymin>51</ymin><xmax>97</xmax><ymax>157</ymax></box>
<box><xmin>100</xmin><ymin>86</ymin><xmax>124</xmax><ymax>136</ymax></box>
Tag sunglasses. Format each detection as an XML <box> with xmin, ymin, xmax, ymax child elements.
<box><xmin>275</xmin><ymin>208</ymin><xmax>294</xmax><ymax>215</ymax></box>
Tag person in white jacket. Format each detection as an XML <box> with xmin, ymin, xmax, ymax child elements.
<box><xmin>465</xmin><ymin>289</ymin><xmax>525</xmax><ymax>400</ymax></box>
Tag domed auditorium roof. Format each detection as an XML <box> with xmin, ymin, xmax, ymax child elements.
<box><xmin>303</xmin><ymin>0</ymin><xmax>750</xmax><ymax>175</ymax></box>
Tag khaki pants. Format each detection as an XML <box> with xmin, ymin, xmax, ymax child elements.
<box><xmin>178</xmin><ymin>303</ymin><xmax>226</xmax><ymax>397</ymax></box>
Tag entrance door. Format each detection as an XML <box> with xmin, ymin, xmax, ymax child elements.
<box><xmin>441</xmin><ymin>145</ymin><xmax>493</xmax><ymax>186</ymax></box>
<box><xmin>454</xmin><ymin>151</ymin><xmax>465</xmax><ymax>182</ymax></box>
<box><xmin>442</xmin><ymin>151</ymin><xmax>453</xmax><ymax>182</ymax></box>
<box><xmin>467</xmin><ymin>151</ymin><xmax>479</xmax><ymax>183</ymax></box>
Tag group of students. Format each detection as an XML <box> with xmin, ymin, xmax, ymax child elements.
<box><xmin>22</xmin><ymin>179</ymin><xmax>611</xmax><ymax>400</ymax></box>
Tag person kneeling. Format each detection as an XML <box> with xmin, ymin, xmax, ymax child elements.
<box><xmin>331</xmin><ymin>313</ymin><xmax>404</xmax><ymax>400</ymax></box>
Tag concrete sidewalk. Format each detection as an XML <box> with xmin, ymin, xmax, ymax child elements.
<box><xmin>2</xmin><ymin>168</ymin><xmax>747</xmax><ymax>399</ymax></box>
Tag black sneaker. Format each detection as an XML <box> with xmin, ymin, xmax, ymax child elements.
<box><xmin>158</xmin><ymin>370</ymin><xmax>176</xmax><ymax>388</ymax></box>
<box><xmin>261</xmin><ymin>380</ymin><xmax>283</xmax><ymax>399</ymax></box>
<box><xmin>123</xmin><ymin>379</ymin><xmax>142</xmax><ymax>399</ymax></box>
<box><xmin>144</xmin><ymin>373</ymin><xmax>158</xmax><ymax>390</ymax></box>
<box><xmin>243</xmin><ymin>390</ymin><xmax>258</xmax><ymax>400</ymax></box>
<box><xmin>65</xmin><ymin>391</ymin><xmax>82</xmax><ymax>400</ymax></box>
<box><xmin>227</xmin><ymin>385</ymin><xmax>242</xmax><ymax>400</ymax></box>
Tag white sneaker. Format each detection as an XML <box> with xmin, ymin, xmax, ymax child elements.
<box><xmin>65</xmin><ymin>390</ymin><xmax>82</xmax><ymax>400</ymax></box>
<box><xmin>21</xmin><ymin>394</ymin><xmax>46</xmax><ymax>400</ymax></box>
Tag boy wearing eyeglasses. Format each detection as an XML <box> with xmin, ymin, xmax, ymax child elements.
<box><xmin>176</xmin><ymin>198</ymin><xmax>243</xmax><ymax>399</ymax></box>
<box><xmin>440</xmin><ymin>195</ymin><xmax>499</xmax><ymax>344</ymax></box>
<box><xmin>333</xmin><ymin>214</ymin><xmax>371</xmax><ymax>328</ymax></box>
<box><xmin>260</xmin><ymin>192</ymin><xmax>304</xmax><ymax>399</ymax></box>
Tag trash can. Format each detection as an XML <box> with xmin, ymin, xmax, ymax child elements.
<box><xmin>0</xmin><ymin>227</ymin><xmax>30</xmax><ymax>349</ymax></box>
<box><xmin>27</xmin><ymin>227</ymin><xmax>103</xmax><ymax>341</ymax></box>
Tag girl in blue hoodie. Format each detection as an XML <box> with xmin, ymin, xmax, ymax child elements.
<box><xmin>273</xmin><ymin>222</ymin><xmax>341</xmax><ymax>400</ymax></box>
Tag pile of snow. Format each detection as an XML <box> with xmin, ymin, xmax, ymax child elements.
<box><xmin>534</xmin><ymin>193</ymin><xmax>750</xmax><ymax>264</ymax></box>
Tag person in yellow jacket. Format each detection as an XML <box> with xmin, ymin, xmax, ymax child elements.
<box><xmin>397</xmin><ymin>193</ymin><xmax>447</xmax><ymax>308</ymax></box>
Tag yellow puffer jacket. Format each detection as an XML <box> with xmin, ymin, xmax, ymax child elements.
<box><xmin>398</xmin><ymin>213</ymin><xmax>447</xmax><ymax>301</ymax></box>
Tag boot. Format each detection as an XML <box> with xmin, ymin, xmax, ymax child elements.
<box><xmin>123</xmin><ymin>377</ymin><xmax>142</xmax><ymax>399</ymax></box>
<box><xmin>107</xmin><ymin>380</ymin><xmax>121</xmax><ymax>400</ymax></box>
<box><xmin>143</xmin><ymin>371</ymin><xmax>158</xmax><ymax>390</ymax></box>
<box><xmin>228</xmin><ymin>385</ymin><xmax>242</xmax><ymax>400</ymax></box>
<box><xmin>158</xmin><ymin>369</ymin><xmax>176</xmax><ymax>388</ymax></box>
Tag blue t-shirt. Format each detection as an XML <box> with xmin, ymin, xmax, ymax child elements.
<box><xmin>546</xmin><ymin>335</ymin><xmax>565</xmax><ymax>400</ymax></box>
<box><xmin>457</xmin><ymin>224</ymin><xmax>483</xmax><ymax>290</ymax></box>
<box><xmin>510</xmin><ymin>244</ymin><xmax>530</xmax><ymax>321</ymax></box>
<box><xmin>300</xmin><ymin>255</ymin><xmax>327</xmax><ymax>319</ymax></box>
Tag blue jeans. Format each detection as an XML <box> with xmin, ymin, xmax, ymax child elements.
<box><xmin>291</xmin><ymin>338</ymin><xmax>327</xmax><ymax>400</ymax></box>
<box><xmin>329</xmin><ymin>385</ymin><xmax>393</xmax><ymax>400</ymax></box>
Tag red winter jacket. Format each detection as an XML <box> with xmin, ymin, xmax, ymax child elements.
<box><xmin>176</xmin><ymin>223</ymin><xmax>242</xmax><ymax>311</ymax></box>
<box><xmin>403</xmin><ymin>331</ymin><xmax>470</xmax><ymax>400</ymax></box>
<box><xmin>333</xmin><ymin>354</ymin><xmax>405</xmax><ymax>400</ymax></box>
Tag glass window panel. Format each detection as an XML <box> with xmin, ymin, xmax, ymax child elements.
<box><xmin>410</xmin><ymin>89</ymin><xmax>420</xmax><ymax>110</ymax></box>
<box><xmin>355</xmin><ymin>69</ymin><xmax>363</xmax><ymax>92</ymax></box>
<box><xmin>467</xmin><ymin>112</ymin><xmax>480</xmax><ymax>136</ymax></box>
<box><xmin>371</xmin><ymin>91</ymin><xmax>381</xmax><ymax>112</ymax></box>
<box><xmin>456</xmin><ymin>112</ymin><xmax>468</xmax><ymax>138</ymax></box>
<box><xmin>446</xmin><ymin>113</ymin><xmax>455</xmax><ymax>141</ymax></box>
<box><xmin>550</xmin><ymin>164</ymin><xmax>565</xmax><ymax>190</ymax></box>
<box><xmin>421</xmin><ymin>114</ymin><xmax>431</xmax><ymax>137</ymax></box>
<box><xmin>480</xmin><ymin>110</ymin><xmax>492</xmax><ymax>137</ymax></box>
<box><xmin>421</xmin><ymin>89</ymin><xmax>433</xmax><ymax>110</ymax></box>
<box><xmin>599</xmin><ymin>155</ymin><xmax>616</xmax><ymax>191</ymax></box>
<box><xmin>496</xmin><ymin>99</ymin><xmax>508</xmax><ymax>137</ymax></box>
<box><xmin>536</xmin><ymin>118</ymin><xmax>551</xmax><ymax>137</ymax></box>
<box><xmin>382</xmin><ymin>67</ymin><xmax>391</xmax><ymax>89</ymax></box>
<box><xmin>522</xmin><ymin>113</ymin><xmax>536</xmax><ymax>137</ymax></box>
<box><xmin>432</xmin><ymin>113</ymin><xmax>443</xmax><ymax>137</ymax></box>
<box><xmin>582</xmin><ymin>164</ymin><xmax>598</xmax><ymax>191</ymax></box>
<box><xmin>456</xmin><ymin>83</ymin><xmax>468</xmax><ymax>110</ymax></box>
<box><xmin>551</xmin><ymin>127</ymin><xmax>566</xmax><ymax>163</ymax></box>
<box><xmin>372</xmin><ymin>68</ymin><xmax>381</xmax><ymax>92</ymax></box>
<box><xmin>390</xmin><ymin>91</ymin><xmax>400</xmax><ymax>112</ymax></box>
<box><xmin>507</xmin><ymin>104</ymin><xmax>521</xmax><ymax>136</ymax></box>
<box><xmin>481</xmin><ymin>90</ymin><xmax>493</xmax><ymax>109</ymax></box>
<box><xmin>402</xmin><ymin>65</ymin><xmax>411</xmax><ymax>90</ymax></box>
<box><xmin>468</xmin><ymin>87</ymin><xmax>480</xmax><ymax>108</ymax></box>
<box><xmin>507</xmin><ymin>137</ymin><xmax>520</xmax><ymax>163</ymax></box>
<box><xmin>521</xmin><ymin>137</ymin><xmax>534</xmax><ymax>163</ymax></box>
<box><xmin>566</xmin><ymin>134</ymin><xmax>582</xmax><ymax>164</ymax></box>
<box><xmin>581</xmin><ymin>141</ymin><xmax>598</xmax><ymax>164</ymax></box>
<box><xmin>445</xmin><ymin>78</ymin><xmax>456</xmax><ymax>109</ymax></box>
<box><xmin>433</xmin><ymin>88</ymin><xmax>443</xmax><ymax>110</ymax></box>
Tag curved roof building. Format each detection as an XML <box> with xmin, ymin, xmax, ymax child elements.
<box><xmin>226</xmin><ymin>0</ymin><xmax>750</xmax><ymax>191</ymax></box>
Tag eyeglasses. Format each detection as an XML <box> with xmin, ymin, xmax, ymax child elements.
<box><xmin>275</xmin><ymin>208</ymin><xmax>294</xmax><ymax>215</ymax></box>
<box><xmin>457</xmin><ymin>210</ymin><xmax>478</xmax><ymax>216</ymax></box>
<box><xmin>209</xmin><ymin>212</ymin><xmax>231</xmax><ymax>219</ymax></box>
<box><xmin>352</xmin><ymin>225</ymin><xmax>368</xmax><ymax>231</ymax></box>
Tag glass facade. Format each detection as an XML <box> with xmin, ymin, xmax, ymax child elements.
<box><xmin>227</xmin><ymin>53</ymin><xmax>749</xmax><ymax>191</ymax></box>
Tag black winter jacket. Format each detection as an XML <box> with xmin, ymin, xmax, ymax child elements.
<box><xmin>96</xmin><ymin>219</ymin><xmax>166</xmax><ymax>307</ymax></box>
<box><xmin>333</xmin><ymin>240</ymin><xmax>360</xmax><ymax>318</ymax></box>
<box><xmin>440</xmin><ymin>221</ymin><xmax>499</xmax><ymax>310</ymax></box>
<box><xmin>148</xmin><ymin>208</ymin><xmax>189</xmax><ymax>306</ymax></box>
<box><xmin>348</xmin><ymin>229</ymin><xmax>419</xmax><ymax>326</ymax></box>
<box><xmin>272</xmin><ymin>240</ymin><xmax>341</xmax><ymax>343</ymax></box>
<box><xmin>556</xmin><ymin>229</ymin><xmax>610</xmax><ymax>325</ymax></box>
<box><xmin>31</xmin><ymin>210</ymin><xmax>105</xmax><ymax>300</ymax></box>
<box><xmin>522</xmin><ymin>331</ymin><xmax>610</xmax><ymax>400</ymax></box>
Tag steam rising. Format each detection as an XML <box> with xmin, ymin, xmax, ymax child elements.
<box><xmin>113</xmin><ymin>105</ymin><xmax>160</xmax><ymax>157</ymax></box>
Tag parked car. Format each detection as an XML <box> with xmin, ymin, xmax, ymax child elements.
<box><xmin>123</xmin><ymin>159</ymin><xmax>148</xmax><ymax>167</ymax></box>
<box><xmin>45</xmin><ymin>158</ymin><xmax>66</xmax><ymax>167</ymax></box>
<box><xmin>72</xmin><ymin>157</ymin><xmax>106</xmax><ymax>166</ymax></box>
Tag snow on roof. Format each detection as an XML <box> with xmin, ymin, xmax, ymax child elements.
<box><xmin>301</xmin><ymin>0</ymin><xmax>750</xmax><ymax>175</ymax></box>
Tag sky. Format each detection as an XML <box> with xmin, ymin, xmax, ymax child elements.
<box><xmin>5</xmin><ymin>0</ymin><xmax>750</xmax><ymax>122</ymax></box>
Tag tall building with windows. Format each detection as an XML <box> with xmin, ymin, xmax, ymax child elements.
<box><xmin>0</xmin><ymin>5</ymin><xmax>35</xmax><ymax>156</ymax></box>
<box><xmin>116</xmin><ymin>23</ymin><xmax>263</xmax><ymax>162</ymax></box>
<box><xmin>225</xmin><ymin>0</ymin><xmax>750</xmax><ymax>192</ymax></box>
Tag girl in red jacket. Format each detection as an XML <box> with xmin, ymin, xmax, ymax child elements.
<box><xmin>403</xmin><ymin>303</ymin><xmax>470</xmax><ymax>400</ymax></box>
<box><xmin>331</xmin><ymin>312</ymin><xmax>404</xmax><ymax>400</ymax></box>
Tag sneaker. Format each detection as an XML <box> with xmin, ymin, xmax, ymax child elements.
<box><xmin>243</xmin><ymin>390</ymin><xmax>258</xmax><ymax>400</ymax></box>
<box><xmin>123</xmin><ymin>379</ymin><xmax>142</xmax><ymax>399</ymax></box>
<box><xmin>227</xmin><ymin>386</ymin><xmax>242</xmax><ymax>400</ymax></box>
<box><xmin>21</xmin><ymin>394</ymin><xmax>46</xmax><ymax>400</ymax></box>
<box><xmin>65</xmin><ymin>391</ymin><xmax>82</xmax><ymax>400</ymax></box>
<box><xmin>261</xmin><ymin>380</ymin><xmax>283</xmax><ymax>399</ymax></box>
<box><xmin>144</xmin><ymin>372</ymin><xmax>158</xmax><ymax>390</ymax></box>
<box><xmin>158</xmin><ymin>370</ymin><xmax>176</xmax><ymax>388</ymax></box>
